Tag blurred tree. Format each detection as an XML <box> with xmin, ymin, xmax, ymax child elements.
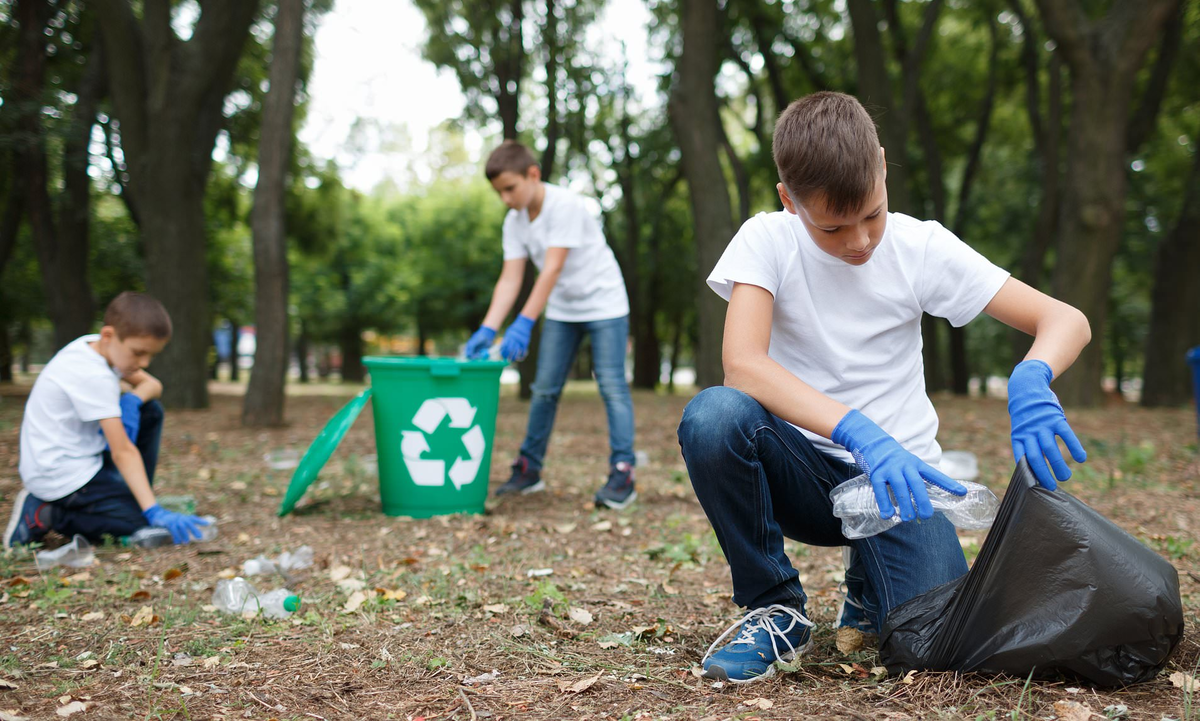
<box><xmin>93</xmin><ymin>0</ymin><xmax>261</xmax><ymax>407</ymax></box>
<box><xmin>244</xmin><ymin>0</ymin><xmax>306</xmax><ymax>427</ymax></box>
<box><xmin>1033</xmin><ymin>0</ymin><xmax>1180</xmax><ymax>406</ymax></box>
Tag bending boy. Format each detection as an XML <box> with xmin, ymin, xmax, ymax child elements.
<box><xmin>465</xmin><ymin>141</ymin><xmax>637</xmax><ymax>509</ymax></box>
<box><xmin>5</xmin><ymin>292</ymin><xmax>210</xmax><ymax>547</ymax></box>
<box><xmin>678</xmin><ymin>92</ymin><xmax>1089</xmax><ymax>683</ymax></box>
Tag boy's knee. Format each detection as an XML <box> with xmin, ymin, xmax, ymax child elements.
<box><xmin>140</xmin><ymin>400</ymin><xmax>164</xmax><ymax>422</ymax></box>
<box><xmin>678</xmin><ymin>386</ymin><xmax>764</xmax><ymax>453</ymax></box>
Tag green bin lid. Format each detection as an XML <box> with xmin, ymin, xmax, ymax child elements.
<box><xmin>277</xmin><ymin>388</ymin><xmax>373</xmax><ymax>517</ymax></box>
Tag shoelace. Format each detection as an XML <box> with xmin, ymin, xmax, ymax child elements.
<box><xmin>701</xmin><ymin>603</ymin><xmax>815</xmax><ymax>667</ymax></box>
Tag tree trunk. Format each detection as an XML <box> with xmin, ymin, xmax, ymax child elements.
<box><xmin>15</xmin><ymin>0</ymin><xmax>95</xmax><ymax>351</ymax></box>
<box><xmin>228</xmin><ymin>319</ymin><xmax>240</xmax><ymax>382</ymax></box>
<box><xmin>244</xmin><ymin>0</ymin><xmax>304</xmax><ymax>428</ymax></box>
<box><xmin>669</xmin><ymin>0</ymin><xmax>736</xmax><ymax>390</ymax></box>
<box><xmin>95</xmin><ymin>0</ymin><xmax>261</xmax><ymax>408</ymax></box>
<box><xmin>340</xmin><ymin>326</ymin><xmax>365</xmax><ymax>383</ymax></box>
<box><xmin>296</xmin><ymin>322</ymin><xmax>310</xmax><ymax>383</ymax></box>
<box><xmin>1034</xmin><ymin>0</ymin><xmax>1178</xmax><ymax>407</ymax></box>
<box><xmin>1141</xmin><ymin>130</ymin><xmax>1200</xmax><ymax>406</ymax></box>
<box><xmin>0</xmin><ymin>317</ymin><xmax>11</xmax><ymax>382</ymax></box>
<box><xmin>495</xmin><ymin>0</ymin><xmax>523</xmax><ymax>140</ymax></box>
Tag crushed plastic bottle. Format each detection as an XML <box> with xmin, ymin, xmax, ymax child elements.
<box><xmin>243</xmin><ymin>545</ymin><xmax>313</xmax><ymax>576</ymax></box>
<box><xmin>35</xmin><ymin>535</ymin><xmax>95</xmax><ymax>570</ymax></box>
<box><xmin>830</xmin><ymin>474</ymin><xmax>1000</xmax><ymax>540</ymax></box>
<box><xmin>212</xmin><ymin>577</ymin><xmax>301</xmax><ymax>619</ymax></box>
<box><xmin>123</xmin><ymin>516</ymin><xmax>219</xmax><ymax>548</ymax></box>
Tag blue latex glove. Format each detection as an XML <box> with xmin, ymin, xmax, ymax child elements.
<box><xmin>1007</xmin><ymin>359</ymin><xmax>1086</xmax><ymax>490</ymax></box>
<box><xmin>500</xmin><ymin>315</ymin><xmax>536</xmax><ymax>362</ymax></box>
<box><xmin>143</xmin><ymin>504</ymin><xmax>210</xmax><ymax>544</ymax></box>
<box><xmin>464</xmin><ymin>326</ymin><xmax>497</xmax><ymax>360</ymax></box>
<box><xmin>832</xmin><ymin>409</ymin><xmax>967</xmax><ymax>522</ymax></box>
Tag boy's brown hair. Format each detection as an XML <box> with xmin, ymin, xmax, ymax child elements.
<box><xmin>104</xmin><ymin>292</ymin><xmax>172</xmax><ymax>340</ymax></box>
<box><xmin>484</xmin><ymin>140</ymin><xmax>539</xmax><ymax>180</ymax></box>
<box><xmin>772</xmin><ymin>91</ymin><xmax>882</xmax><ymax>217</ymax></box>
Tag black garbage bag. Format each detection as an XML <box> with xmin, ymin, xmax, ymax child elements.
<box><xmin>879</xmin><ymin>458</ymin><xmax>1184</xmax><ymax>686</ymax></box>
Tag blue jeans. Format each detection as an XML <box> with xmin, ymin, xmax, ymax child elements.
<box><xmin>677</xmin><ymin>387</ymin><xmax>967</xmax><ymax>632</ymax></box>
<box><xmin>49</xmin><ymin>400</ymin><xmax>164</xmax><ymax>541</ymax></box>
<box><xmin>519</xmin><ymin>316</ymin><xmax>635</xmax><ymax>470</ymax></box>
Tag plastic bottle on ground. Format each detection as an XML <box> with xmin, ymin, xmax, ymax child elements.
<box><xmin>830</xmin><ymin>474</ymin><xmax>1000</xmax><ymax>540</ymax></box>
<box><xmin>212</xmin><ymin>577</ymin><xmax>301</xmax><ymax>619</ymax></box>
<box><xmin>34</xmin><ymin>535</ymin><xmax>95</xmax><ymax>570</ymax></box>
<box><xmin>124</xmin><ymin>516</ymin><xmax>219</xmax><ymax>547</ymax></box>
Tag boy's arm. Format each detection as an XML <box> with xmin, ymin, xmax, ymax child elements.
<box><xmin>983</xmin><ymin>277</ymin><xmax>1090</xmax><ymax>489</ymax></box>
<box><xmin>99</xmin><ymin>418</ymin><xmax>209</xmax><ymax>542</ymax></box>
<box><xmin>480</xmin><ymin>259</ymin><xmax>528</xmax><ymax>330</ymax></box>
<box><xmin>724</xmin><ymin>283</ymin><xmax>965</xmax><ymax>521</ymax></box>
<box><xmin>496</xmin><ymin>247</ymin><xmax>569</xmax><ymax>362</ymax></box>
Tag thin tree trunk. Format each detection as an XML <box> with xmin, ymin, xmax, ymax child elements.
<box><xmin>1141</xmin><ymin>129</ymin><xmax>1200</xmax><ymax>406</ymax></box>
<box><xmin>296</xmin><ymin>325</ymin><xmax>310</xmax><ymax>383</ymax></box>
<box><xmin>0</xmin><ymin>321</ymin><xmax>11</xmax><ymax>383</ymax></box>
<box><xmin>244</xmin><ymin>0</ymin><xmax>304</xmax><ymax>427</ymax></box>
<box><xmin>340</xmin><ymin>326</ymin><xmax>365</xmax><ymax>383</ymax></box>
<box><xmin>1034</xmin><ymin>0</ymin><xmax>1179</xmax><ymax>407</ymax></box>
<box><xmin>669</xmin><ymin>0</ymin><xmax>736</xmax><ymax>389</ymax></box>
<box><xmin>228</xmin><ymin>319</ymin><xmax>240</xmax><ymax>382</ymax></box>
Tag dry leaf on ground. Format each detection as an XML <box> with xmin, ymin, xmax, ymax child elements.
<box><xmin>342</xmin><ymin>590</ymin><xmax>371</xmax><ymax>613</ymax></box>
<box><xmin>0</xmin><ymin>680</ymin><xmax>14</xmax><ymax>690</ymax></box>
<box><xmin>80</xmin><ymin>612</ymin><xmax>103</xmax><ymax>622</ymax></box>
<box><xmin>126</xmin><ymin>606</ymin><xmax>158</xmax><ymax>627</ymax></box>
<box><xmin>1052</xmin><ymin>700</ymin><xmax>1094</xmax><ymax>721</ymax></box>
<box><xmin>55</xmin><ymin>702</ymin><xmax>88</xmax><ymax>718</ymax></box>
<box><xmin>0</xmin><ymin>711</ymin><xmax>27</xmax><ymax>721</ymax></box>
<box><xmin>329</xmin><ymin>565</ymin><xmax>353</xmax><ymax>582</ymax></box>
<box><xmin>1169</xmin><ymin>671</ymin><xmax>1197</xmax><ymax>692</ymax></box>
<box><xmin>558</xmin><ymin>670</ymin><xmax>604</xmax><ymax>694</ymax></box>
<box><xmin>567</xmin><ymin>607</ymin><xmax>594</xmax><ymax>625</ymax></box>
<box><xmin>375</xmin><ymin>588</ymin><xmax>406</xmax><ymax>601</ymax></box>
<box><xmin>482</xmin><ymin>604</ymin><xmax>508</xmax><ymax>614</ymax></box>
<box><xmin>745</xmin><ymin>698</ymin><xmax>774</xmax><ymax>710</ymax></box>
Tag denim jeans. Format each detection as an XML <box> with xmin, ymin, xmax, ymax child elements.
<box><xmin>677</xmin><ymin>386</ymin><xmax>967</xmax><ymax>632</ymax></box>
<box><xmin>50</xmin><ymin>400</ymin><xmax>164</xmax><ymax>541</ymax></box>
<box><xmin>519</xmin><ymin>315</ymin><xmax>635</xmax><ymax>470</ymax></box>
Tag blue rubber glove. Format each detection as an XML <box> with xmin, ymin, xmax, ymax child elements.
<box><xmin>464</xmin><ymin>326</ymin><xmax>497</xmax><ymax>360</ymax></box>
<box><xmin>1007</xmin><ymin>359</ymin><xmax>1086</xmax><ymax>490</ymax></box>
<box><xmin>143</xmin><ymin>504</ymin><xmax>210</xmax><ymax>544</ymax></box>
<box><xmin>832</xmin><ymin>409</ymin><xmax>967</xmax><ymax>522</ymax></box>
<box><xmin>499</xmin><ymin>315</ymin><xmax>536</xmax><ymax>362</ymax></box>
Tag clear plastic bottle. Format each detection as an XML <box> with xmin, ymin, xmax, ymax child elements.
<box><xmin>212</xmin><ymin>577</ymin><xmax>301</xmax><ymax>619</ymax></box>
<box><xmin>830</xmin><ymin>474</ymin><xmax>1000</xmax><ymax>540</ymax></box>
<box><xmin>34</xmin><ymin>535</ymin><xmax>95</xmax><ymax>570</ymax></box>
<box><xmin>124</xmin><ymin>516</ymin><xmax>219</xmax><ymax>547</ymax></box>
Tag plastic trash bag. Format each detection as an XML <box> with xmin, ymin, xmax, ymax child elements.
<box><xmin>879</xmin><ymin>458</ymin><xmax>1184</xmax><ymax>686</ymax></box>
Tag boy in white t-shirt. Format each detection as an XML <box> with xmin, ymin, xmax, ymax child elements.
<box><xmin>679</xmin><ymin>92</ymin><xmax>1090</xmax><ymax>683</ymax></box>
<box><xmin>464</xmin><ymin>141</ymin><xmax>637</xmax><ymax>509</ymax></box>
<box><xmin>4</xmin><ymin>292</ymin><xmax>210</xmax><ymax>547</ymax></box>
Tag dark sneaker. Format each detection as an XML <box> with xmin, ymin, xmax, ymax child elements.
<box><xmin>494</xmin><ymin>457</ymin><xmax>544</xmax><ymax>497</ymax></box>
<box><xmin>701</xmin><ymin>604</ymin><xmax>814</xmax><ymax>684</ymax></box>
<box><xmin>4</xmin><ymin>490</ymin><xmax>53</xmax><ymax>548</ymax></box>
<box><xmin>594</xmin><ymin>462</ymin><xmax>637</xmax><ymax>509</ymax></box>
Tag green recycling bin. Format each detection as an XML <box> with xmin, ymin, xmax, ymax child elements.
<box><xmin>365</xmin><ymin>356</ymin><xmax>507</xmax><ymax>517</ymax></box>
<box><xmin>276</xmin><ymin>356</ymin><xmax>507</xmax><ymax>519</ymax></box>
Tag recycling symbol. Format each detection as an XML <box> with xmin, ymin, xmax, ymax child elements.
<box><xmin>400</xmin><ymin>398</ymin><xmax>486</xmax><ymax>489</ymax></box>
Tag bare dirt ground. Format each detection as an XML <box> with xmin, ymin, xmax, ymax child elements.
<box><xmin>0</xmin><ymin>380</ymin><xmax>1196</xmax><ymax>721</ymax></box>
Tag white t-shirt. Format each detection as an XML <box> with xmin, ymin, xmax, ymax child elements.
<box><xmin>19</xmin><ymin>335</ymin><xmax>123</xmax><ymax>501</ymax></box>
<box><xmin>707</xmin><ymin>211</ymin><xmax>1010</xmax><ymax>467</ymax></box>
<box><xmin>501</xmin><ymin>183</ymin><xmax>630</xmax><ymax>323</ymax></box>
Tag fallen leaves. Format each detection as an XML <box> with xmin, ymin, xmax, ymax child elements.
<box><xmin>0</xmin><ymin>710</ymin><xmax>28</xmax><ymax>721</ymax></box>
<box><xmin>55</xmin><ymin>701</ymin><xmax>88</xmax><ymax>717</ymax></box>
<box><xmin>80</xmin><ymin>612</ymin><xmax>104</xmax><ymax>622</ymax></box>
<box><xmin>567</xmin><ymin>607</ymin><xmax>594</xmax><ymax>625</ymax></box>
<box><xmin>481</xmin><ymin>603</ymin><xmax>508</xmax><ymax>615</ymax></box>
<box><xmin>558</xmin><ymin>670</ymin><xmax>604</xmax><ymax>694</ymax></box>
<box><xmin>744</xmin><ymin>698</ymin><xmax>774</xmax><ymax>710</ymax></box>
<box><xmin>375</xmin><ymin>587</ymin><xmax>407</xmax><ymax>602</ymax></box>
<box><xmin>0</xmin><ymin>680</ymin><xmax>14</xmax><ymax>690</ymax></box>
<box><xmin>163</xmin><ymin>565</ymin><xmax>187</xmax><ymax>581</ymax></box>
<box><xmin>1169</xmin><ymin>670</ymin><xmax>1197</xmax><ymax>692</ymax></box>
<box><xmin>128</xmin><ymin>590</ymin><xmax>151</xmax><ymax>602</ymax></box>
<box><xmin>342</xmin><ymin>590</ymin><xmax>372</xmax><ymax>614</ymax></box>
<box><xmin>1051</xmin><ymin>700</ymin><xmax>1094</xmax><ymax>721</ymax></box>
<box><xmin>123</xmin><ymin>606</ymin><xmax>159</xmax><ymax>627</ymax></box>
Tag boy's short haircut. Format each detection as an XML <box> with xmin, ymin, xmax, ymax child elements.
<box><xmin>485</xmin><ymin>140</ymin><xmax>539</xmax><ymax>180</ymax></box>
<box><xmin>773</xmin><ymin>91</ymin><xmax>882</xmax><ymax>217</ymax></box>
<box><xmin>104</xmin><ymin>292</ymin><xmax>172</xmax><ymax>340</ymax></box>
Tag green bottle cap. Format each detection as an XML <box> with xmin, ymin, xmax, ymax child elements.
<box><xmin>283</xmin><ymin>595</ymin><xmax>301</xmax><ymax>613</ymax></box>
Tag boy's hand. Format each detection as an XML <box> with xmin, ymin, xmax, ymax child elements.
<box><xmin>1007</xmin><ymin>359</ymin><xmax>1086</xmax><ymax>490</ymax></box>
<box><xmin>500</xmin><ymin>315</ymin><xmax>536</xmax><ymax>362</ymax></box>
<box><xmin>143</xmin><ymin>504</ymin><xmax>210</xmax><ymax>544</ymax></box>
<box><xmin>832</xmin><ymin>409</ymin><xmax>967</xmax><ymax>522</ymax></box>
<box><xmin>125</xmin><ymin>370</ymin><xmax>163</xmax><ymax>403</ymax></box>
<box><xmin>465</xmin><ymin>326</ymin><xmax>497</xmax><ymax>359</ymax></box>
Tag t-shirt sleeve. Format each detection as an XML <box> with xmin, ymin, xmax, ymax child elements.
<box><xmin>56</xmin><ymin>367</ymin><xmax>121</xmax><ymax>423</ymax></box>
<box><xmin>706</xmin><ymin>215</ymin><xmax>782</xmax><ymax>301</ymax></box>
<box><xmin>919</xmin><ymin>223</ymin><xmax>1010</xmax><ymax>327</ymax></box>
<box><xmin>544</xmin><ymin>193</ymin><xmax>590</xmax><ymax>250</ymax></box>
<box><xmin>500</xmin><ymin>212</ymin><xmax>528</xmax><ymax>261</ymax></box>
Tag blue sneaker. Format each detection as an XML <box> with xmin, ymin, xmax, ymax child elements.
<box><xmin>4</xmin><ymin>490</ymin><xmax>53</xmax><ymax>548</ymax></box>
<box><xmin>594</xmin><ymin>462</ymin><xmax>636</xmax><ymax>509</ymax></box>
<box><xmin>494</xmin><ymin>457</ymin><xmax>544</xmax><ymax>497</ymax></box>
<box><xmin>701</xmin><ymin>604</ymin><xmax>814</xmax><ymax>684</ymax></box>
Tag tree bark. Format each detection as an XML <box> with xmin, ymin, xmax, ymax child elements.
<box><xmin>340</xmin><ymin>326</ymin><xmax>365</xmax><ymax>383</ymax></box>
<box><xmin>296</xmin><ymin>323</ymin><xmax>310</xmax><ymax>383</ymax></box>
<box><xmin>495</xmin><ymin>0</ymin><xmax>524</xmax><ymax>139</ymax></box>
<box><xmin>1141</xmin><ymin>130</ymin><xmax>1200</xmax><ymax>407</ymax></box>
<box><xmin>95</xmin><ymin>0</ymin><xmax>261</xmax><ymax>408</ymax></box>
<box><xmin>244</xmin><ymin>0</ymin><xmax>305</xmax><ymax>428</ymax></box>
<box><xmin>1034</xmin><ymin>0</ymin><xmax>1179</xmax><ymax>407</ymax></box>
<box><xmin>669</xmin><ymin>0</ymin><xmax>736</xmax><ymax>390</ymax></box>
